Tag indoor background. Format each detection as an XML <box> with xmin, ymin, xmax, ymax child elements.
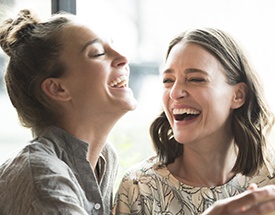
<box><xmin>0</xmin><ymin>0</ymin><xmax>274</xmax><ymax>189</ymax></box>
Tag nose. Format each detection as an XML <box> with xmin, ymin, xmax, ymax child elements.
<box><xmin>110</xmin><ymin>48</ymin><xmax>128</xmax><ymax>67</ymax></box>
<box><xmin>169</xmin><ymin>81</ymin><xmax>188</xmax><ymax>100</ymax></box>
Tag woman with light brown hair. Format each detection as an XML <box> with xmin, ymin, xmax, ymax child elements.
<box><xmin>114</xmin><ymin>28</ymin><xmax>275</xmax><ymax>215</ymax></box>
<box><xmin>0</xmin><ymin>9</ymin><xmax>137</xmax><ymax>214</ymax></box>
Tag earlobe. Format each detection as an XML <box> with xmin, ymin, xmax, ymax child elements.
<box><xmin>41</xmin><ymin>78</ymin><xmax>71</xmax><ymax>101</ymax></box>
<box><xmin>231</xmin><ymin>82</ymin><xmax>248</xmax><ymax>109</ymax></box>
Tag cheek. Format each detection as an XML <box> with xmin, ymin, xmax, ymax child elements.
<box><xmin>161</xmin><ymin>91</ymin><xmax>170</xmax><ymax>111</ymax></box>
<box><xmin>203</xmin><ymin>93</ymin><xmax>233</xmax><ymax>124</ymax></box>
<box><xmin>162</xmin><ymin>90</ymin><xmax>174</xmax><ymax>123</ymax></box>
<box><xmin>162</xmin><ymin>88</ymin><xmax>170</xmax><ymax>102</ymax></box>
<box><xmin>80</xmin><ymin>64</ymin><xmax>107</xmax><ymax>86</ymax></box>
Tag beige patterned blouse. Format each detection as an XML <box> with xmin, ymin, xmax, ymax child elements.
<box><xmin>114</xmin><ymin>156</ymin><xmax>275</xmax><ymax>215</ymax></box>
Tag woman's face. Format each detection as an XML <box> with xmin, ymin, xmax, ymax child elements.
<box><xmin>162</xmin><ymin>42</ymin><xmax>244</xmax><ymax>145</ymax></box>
<box><xmin>57</xmin><ymin>23</ymin><xmax>137</xmax><ymax>120</ymax></box>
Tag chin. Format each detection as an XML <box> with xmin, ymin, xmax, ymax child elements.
<box><xmin>122</xmin><ymin>98</ymin><xmax>138</xmax><ymax>111</ymax></box>
<box><xmin>173</xmin><ymin>134</ymin><xmax>191</xmax><ymax>145</ymax></box>
<box><xmin>123</xmin><ymin>93</ymin><xmax>138</xmax><ymax>109</ymax></box>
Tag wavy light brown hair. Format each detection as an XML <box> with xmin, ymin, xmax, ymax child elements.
<box><xmin>0</xmin><ymin>9</ymin><xmax>75</xmax><ymax>135</ymax></box>
<box><xmin>150</xmin><ymin>28</ymin><xmax>275</xmax><ymax>176</ymax></box>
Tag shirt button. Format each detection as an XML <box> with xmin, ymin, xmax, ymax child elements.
<box><xmin>94</xmin><ymin>203</ymin><xmax>101</xmax><ymax>210</ymax></box>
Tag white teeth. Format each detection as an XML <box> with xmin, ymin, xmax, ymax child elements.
<box><xmin>110</xmin><ymin>76</ymin><xmax>128</xmax><ymax>87</ymax></box>
<box><xmin>173</xmin><ymin>108</ymin><xmax>200</xmax><ymax>115</ymax></box>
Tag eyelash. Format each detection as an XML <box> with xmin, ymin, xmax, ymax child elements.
<box><xmin>188</xmin><ymin>78</ymin><xmax>205</xmax><ymax>82</ymax></box>
<box><xmin>93</xmin><ymin>53</ymin><xmax>105</xmax><ymax>57</ymax></box>
<box><xmin>163</xmin><ymin>78</ymin><xmax>173</xmax><ymax>84</ymax></box>
<box><xmin>162</xmin><ymin>78</ymin><xmax>206</xmax><ymax>84</ymax></box>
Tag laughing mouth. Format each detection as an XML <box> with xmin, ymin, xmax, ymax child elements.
<box><xmin>109</xmin><ymin>75</ymin><xmax>128</xmax><ymax>88</ymax></box>
<box><xmin>173</xmin><ymin>108</ymin><xmax>201</xmax><ymax>121</ymax></box>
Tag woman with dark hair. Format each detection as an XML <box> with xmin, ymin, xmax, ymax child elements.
<box><xmin>114</xmin><ymin>28</ymin><xmax>275</xmax><ymax>214</ymax></box>
<box><xmin>0</xmin><ymin>9</ymin><xmax>137</xmax><ymax>214</ymax></box>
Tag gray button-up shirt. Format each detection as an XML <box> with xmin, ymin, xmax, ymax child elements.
<box><xmin>0</xmin><ymin>126</ymin><xmax>118</xmax><ymax>215</ymax></box>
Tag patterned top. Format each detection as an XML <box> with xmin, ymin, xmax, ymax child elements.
<box><xmin>114</xmin><ymin>156</ymin><xmax>275</xmax><ymax>215</ymax></box>
<box><xmin>0</xmin><ymin>126</ymin><xmax>118</xmax><ymax>215</ymax></box>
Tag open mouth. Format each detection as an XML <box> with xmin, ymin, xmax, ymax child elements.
<box><xmin>109</xmin><ymin>75</ymin><xmax>128</xmax><ymax>88</ymax></box>
<box><xmin>173</xmin><ymin>108</ymin><xmax>201</xmax><ymax>121</ymax></box>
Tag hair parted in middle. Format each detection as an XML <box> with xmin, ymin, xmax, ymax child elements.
<box><xmin>150</xmin><ymin>28</ymin><xmax>275</xmax><ymax>176</ymax></box>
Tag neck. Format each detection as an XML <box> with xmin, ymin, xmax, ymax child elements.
<box><xmin>58</xmin><ymin>112</ymin><xmax>123</xmax><ymax>169</ymax></box>
<box><xmin>168</xmin><ymin>140</ymin><xmax>237</xmax><ymax>187</ymax></box>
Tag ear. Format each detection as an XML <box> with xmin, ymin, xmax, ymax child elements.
<box><xmin>41</xmin><ymin>78</ymin><xmax>71</xmax><ymax>102</ymax></box>
<box><xmin>231</xmin><ymin>82</ymin><xmax>247</xmax><ymax>109</ymax></box>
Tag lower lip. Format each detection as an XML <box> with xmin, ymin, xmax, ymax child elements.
<box><xmin>110</xmin><ymin>86</ymin><xmax>131</xmax><ymax>91</ymax></box>
<box><xmin>109</xmin><ymin>86</ymin><xmax>135</xmax><ymax>96</ymax></box>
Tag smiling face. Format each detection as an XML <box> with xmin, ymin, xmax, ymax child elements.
<box><xmin>52</xmin><ymin>23</ymin><xmax>137</xmax><ymax>123</ymax></box>
<box><xmin>162</xmin><ymin>42</ymin><xmax>245</xmax><ymax>146</ymax></box>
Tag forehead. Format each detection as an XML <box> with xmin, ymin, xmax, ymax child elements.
<box><xmin>168</xmin><ymin>42</ymin><xmax>214</xmax><ymax>59</ymax></box>
<box><xmin>56</xmin><ymin>24</ymin><xmax>97</xmax><ymax>67</ymax></box>
<box><xmin>61</xmin><ymin>23</ymin><xmax>112</xmax><ymax>51</ymax></box>
<box><xmin>168</xmin><ymin>42</ymin><xmax>220</xmax><ymax>64</ymax></box>
<box><xmin>164</xmin><ymin>42</ymin><xmax>224</xmax><ymax>75</ymax></box>
<box><xmin>62</xmin><ymin>24</ymin><xmax>98</xmax><ymax>43</ymax></box>
<box><xmin>61</xmin><ymin>24</ymin><xmax>109</xmax><ymax>61</ymax></box>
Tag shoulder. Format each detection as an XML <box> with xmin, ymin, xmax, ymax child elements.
<box><xmin>118</xmin><ymin>156</ymin><xmax>167</xmax><ymax>189</ymax></box>
<box><xmin>114</xmin><ymin>156</ymin><xmax>173</xmax><ymax>214</ymax></box>
<box><xmin>123</xmin><ymin>156</ymin><xmax>158</xmax><ymax>176</ymax></box>
<box><xmin>0</xmin><ymin>139</ymin><xmax>59</xmax><ymax>179</ymax></box>
<box><xmin>13</xmin><ymin>138</ymin><xmax>73</xmax><ymax>178</ymax></box>
<box><xmin>249</xmin><ymin>161</ymin><xmax>275</xmax><ymax>187</ymax></box>
<box><xmin>0</xmin><ymin>139</ymin><xmax>82</xmax><ymax>211</ymax></box>
<box><xmin>0</xmin><ymin>137</ymin><xmax>74</xmax><ymax>187</ymax></box>
<box><xmin>102</xmin><ymin>141</ymin><xmax>118</xmax><ymax>162</ymax></box>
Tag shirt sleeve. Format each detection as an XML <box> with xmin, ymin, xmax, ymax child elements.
<box><xmin>27</xmin><ymin>152</ymin><xmax>90</xmax><ymax>214</ymax></box>
<box><xmin>28</xmin><ymin>173</ymin><xmax>89</xmax><ymax>214</ymax></box>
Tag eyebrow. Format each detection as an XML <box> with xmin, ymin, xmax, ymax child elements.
<box><xmin>163</xmin><ymin>68</ymin><xmax>207</xmax><ymax>75</ymax></box>
<box><xmin>80</xmin><ymin>38</ymin><xmax>101</xmax><ymax>53</ymax></box>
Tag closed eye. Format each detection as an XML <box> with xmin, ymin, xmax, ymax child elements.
<box><xmin>93</xmin><ymin>53</ymin><xmax>105</xmax><ymax>57</ymax></box>
<box><xmin>188</xmin><ymin>78</ymin><xmax>206</xmax><ymax>82</ymax></box>
<box><xmin>163</xmin><ymin>78</ymin><xmax>174</xmax><ymax>84</ymax></box>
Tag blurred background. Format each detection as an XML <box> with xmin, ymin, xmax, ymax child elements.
<box><xmin>0</xmin><ymin>0</ymin><xmax>275</xmax><ymax>189</ymax></box>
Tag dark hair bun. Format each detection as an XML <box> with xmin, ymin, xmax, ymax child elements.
<box><xmin>0</xmin><ymin>9</ymin><xmax>40</xmax><ymax>56</ymax></box>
